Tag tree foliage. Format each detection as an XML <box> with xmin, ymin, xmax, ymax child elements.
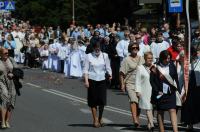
<box><xmin>12</xmin><ymin>0</ymin><xmax>136</xmax><ymax>27</ymax></box>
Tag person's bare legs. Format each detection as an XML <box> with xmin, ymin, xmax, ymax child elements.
<box><xmin>5</xmin><ymin>108</ymin><xmax>12</xmax><ymax>128</ymax></box>
<box><xmin>157</xmin><ymin>110</ymin><xmax>164</xmax><ymax>132</ymax></box>
<box><xmin>130</xmin><ymin>102</ymin><xmax>139</xmax><ymax>126</ymax></box>
<box><xmin>169</xmin><ymin>109</ymin><xmax>178</xmax><ymax>132</ymax></box>
<box><xmin>91</xmin><ymin>107</ymin><xmax>100</xmax><ymax>127</ymax></box>
<box><xmin>146</xmin><ymin>110</ymin><xmax>154</xmax><ymax>129</ymax></box>
<box><xmin>98</xmin><ymin>105</ymin><xmax>105</xmax><ymax>126</ymax></box>
<box><xmin>0</xmin><ymin>107</ymin><xmax>6</xmax><ymax>128</ymax></box>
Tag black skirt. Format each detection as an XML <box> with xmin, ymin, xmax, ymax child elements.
<box><xmin>156</xmin><ymin>92</ymin><xmax>176</xmax><ymax>111</ymax></box>
<box><xmin>87</xmin><ymin>79</ymin><xmax>107</xmax><ymax>107</ymax></box>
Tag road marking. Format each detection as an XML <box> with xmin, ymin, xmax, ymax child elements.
<box><xmin>43</xmin><ymin>89</ymin><xmax>200</xmax><ymax>130</ymax></box>
<box><xmin>26</xmin><ymin>83</ymin><xmax>42</xmax><ymax>88</ymax></box>
<box><xmin>80</xmin><ymin>108</ymin><xmax>90</xmax><ymax>114</ymax></box>
<box><xmin>43</xmin><ymin>89</ymin><xmax>158</xmax><ymax>121</ymax></box>
<box><xmin>102</xmin><ymin>118</ymin><xmax>113</xmax><ymax>124</ymax></box>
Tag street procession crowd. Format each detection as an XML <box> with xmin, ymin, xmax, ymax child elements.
<box><xmin>0</xmin><ymin>15</ymin><xmax>200</xmax><ymax>131</ymax></box>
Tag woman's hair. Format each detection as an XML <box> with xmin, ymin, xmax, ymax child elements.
<box><xmin>159</xmin><ymin>50</ymin><xmax>171</xmax><ymax>62</ymax></box>
<box><xmin>0</xmin><ymin>47</ymin><xmax>6</xmax><ymax>57</ymax></box>
<box><xmin>0</xmin><ymin>47</ymin><xmax>4</xmax><ymax>57</ymax></box>
<box><xmin>144</xmin><ymin>51</ymin><xmax>153</xmax><ymax>60</ymax></box>
<box><xmin>92</xmin><ymin>40</ymin><xmax>101</xmax><ymax>49</ymax></box>
<box><xmin>128</xmin><ymin>41</ymin><xmax>139</xmax><ymax>53</ymax></box>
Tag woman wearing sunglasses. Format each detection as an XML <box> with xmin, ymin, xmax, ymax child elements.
<box><xmin>120</xmin><ymin>41</ymin><xmax>144</xmax><ymax>128</ymax></box>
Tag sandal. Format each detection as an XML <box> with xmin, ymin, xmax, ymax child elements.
<box><xmin>93</xmin><ymin>120</ymin><xmax>100</xmax><ymax>128</ymax></box>
<box><xmin>99</xmin><ymin>120</ymin><xmax>105</xmax><ymax>127</ymax></box>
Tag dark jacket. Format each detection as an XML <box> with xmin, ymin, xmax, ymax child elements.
<box><xmin>150</xmin><ymin>62</ymin><xmax>180</xmax><ymax>104</ymax></box>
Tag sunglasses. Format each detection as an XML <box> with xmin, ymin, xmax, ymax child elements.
<box><xmin>131</xmin><ymin>47</ymin><xmax>139</xmax><ymax>50</ymax></box>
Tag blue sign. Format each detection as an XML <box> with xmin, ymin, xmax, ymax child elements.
<box><xmin>0</xmin><ymin>1</ymin><xmax>15</xmax><ymax>10</ymax></box>
<box><xmin>0</xmin><ymin>1</ymin><xmax>4</xmax><ymax>10</ymax></box>
<box><xmin>168</xmin><ymin>0</ymin><xmax>183</xmax><ymax>13</ymax></box>
<box><xmin>4</xmin><ymin>1</ymin><xmax>15</xmax><ymax>10</ymax></box>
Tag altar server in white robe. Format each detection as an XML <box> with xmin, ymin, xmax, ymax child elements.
<box><xmin>51</xmin><ymin>41</ymin><xmax>61</xmax><ymax>72</ymax></box>
<box><xmin>12</xmin><ymin>28</ymin><xmax>25</xmax><ymax>63</ymax></box>
<box><xmin>78</xmin><ymin>40</ymin><xmax>86</xmax><ymax>70</ymax></box>
<box><xmin>150</xmin><ymin>32</ymin><xmax>170</xmax><ymax>63</ymax></box>
<box><xmin>48</xmin><ymin>40</ymin><xmax>54</xmax><ymax>70</ymax></box>
<box><xmin>58</xmin><ymin>39</ymin><xmax>69</xmax><ymax>73</ymax></box>
<box><xmin>116</xmin><ymin>30</ymin><xmax>130</xmax><ymax>62</ymax></box>
<box><xmin>64</xmin><ymin>39</ymin><xmax>72</xmax><ymax>77</ymax></box>
<box><xmin>65</xmin><ymin>40</ymin><xmax>82</xmax><ymax>78</ymax></box>
<box><xmin>40</xmin><ymin>44</ymin><xmax>49</xmax><ymax>70</ymax></box>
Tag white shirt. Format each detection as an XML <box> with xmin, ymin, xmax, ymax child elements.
<box><xmin>116</xmin><ymin>39</ymin><xmax>130</xmax><ymax>58</ymax></box>
<box><xmin>160</xmin><ymin>64</ymin><xmax>170</xmax><ymax>94</ymax></box>
<box><xmin>40</xmin><ymin>49</ymin><xmax>49</xmax><ymax>57</ymax></box>
<box><xmin>138</xmin><ymin>42</ymin><xmax>150</xmax><ymax>57</ymax></box>
<box><xmin>83</xmin><ymin>52</ymin><xmax>112</xmax><ymax>81</ymax></box>
<box><xmin>58</xmin><ymin>44</ymin><xmax>69</xmax><ymax>60</ymax></box>
<box><xmin>150</xmin><ymin>41</ymin><xmax>170</xmax><ymax>62</ymax></box>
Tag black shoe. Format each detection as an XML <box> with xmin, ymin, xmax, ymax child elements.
<box><xmin>134</xmin><ymin>123</ymin><xmax>140</xmax><ymax>128</ymax></box>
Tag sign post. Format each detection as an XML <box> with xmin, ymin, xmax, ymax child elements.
<box><xmin>168</xmin><ymin>0</ymin><xmax>183</xmax><ymax>13</ymax></box>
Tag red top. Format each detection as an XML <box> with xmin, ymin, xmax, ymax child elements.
<box><xmin>167</xmin><ymin>46</ymin><xmax>180</xmax><ymax>61</ymax></box>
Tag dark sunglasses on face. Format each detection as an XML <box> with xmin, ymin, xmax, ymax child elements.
<box><xmin>131</xmin><ymin>47</ymin><xmax>139</xmax><ymax>50</ymax></box>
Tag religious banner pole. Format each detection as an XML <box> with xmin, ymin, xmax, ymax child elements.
<box><xmin>197</xmin><ymin>0</ymin><xmax>200</xmax><ymax>29</ymax></box>
<box><xmin>184</xmin><ymin>0</ymin><xmax>191</xmax><ymax>97</ymax></box>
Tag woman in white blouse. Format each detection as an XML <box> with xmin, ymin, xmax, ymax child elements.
<box><xmin>83</xmin><ymin>41</ymin><xmax>112</xmax><ymax>128</ymax></box>
<box><xmin>135</xmin><ymin>52</ymin><xmax>154</xmax><ymax>131</ymax></box>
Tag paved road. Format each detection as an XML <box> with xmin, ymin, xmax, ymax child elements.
<box><xmin>1</xmin><ymin>68</ymin><xmax>200</xmax><ymax>132</ymax></box>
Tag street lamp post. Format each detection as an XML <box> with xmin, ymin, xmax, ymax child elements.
<box><xmin>72</xmin><ymin>0</ymin><xmax>75</xmax><ymax>25</ymax></box>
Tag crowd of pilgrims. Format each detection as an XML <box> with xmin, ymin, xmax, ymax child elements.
<box><xmin>0</xmin><ymin>17</ymin><xmax>200</xmax><ymax>131</ymax></box>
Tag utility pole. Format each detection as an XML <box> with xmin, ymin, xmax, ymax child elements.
<box><xmin>163</xmin><ymin>0</ymin><xmax>167</xmax><ymax>23</ymax></box>
<box><xmin>72</xmin><ymin>0</ymin><xmax>75</xmax><ymax>25</ymax></box>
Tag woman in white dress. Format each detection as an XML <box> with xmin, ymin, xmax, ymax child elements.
<box><xmin>135</xmin><ymin>52</ymin><xmax>154</xmax><ymax>131</ymax></box>
<box><xmin>40</xmin><ymin>44</ymin><xmax>49</xmax><ymax>70</ymax></box>
<box><xmin>65</xmin><ymin>40</ymin><xmax>82</xmax><ymax>78</ymax></box>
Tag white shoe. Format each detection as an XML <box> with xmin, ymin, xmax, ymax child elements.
<box><xmin>5</xmin><ymin>122</ymin><xmax>10</xmax><ymax>128</ymax></box>
<box><xmin>1</xmin><ymin>123</ymin><xmax>6</xmax><ymax>129</ymax></box>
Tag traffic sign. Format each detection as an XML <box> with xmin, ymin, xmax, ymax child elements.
<box><xmin>4</xmin><ymin>1</ymin><xmax>15</xmax><ymax>10</ymax></box>
<box><xmin>168</xmin><ymin>0</ymin><xmax>183</xmax><ymax>13</ymax></box>
<box><xmin>0</xmin><ymin>1</ymin><xmax>4</xmax><ymax>10</ymax></box>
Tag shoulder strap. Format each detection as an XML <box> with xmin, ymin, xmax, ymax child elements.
<box><xmin>157</xmin><ymin>65</ymin><xmax>177</xmax><ymax>89</ymax></box>
<box><xmin>124</xmin><ymin>56</ymin><xmax>141</xmax><ymax>83</ymax></box>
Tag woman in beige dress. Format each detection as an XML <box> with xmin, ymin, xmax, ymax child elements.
<box><xmin>120</xmin><ymin>41</ymin><xmax>144</xmax><ymax>128</ymax></box>
<box><xmin>0</xmin><ymin>48</ymin><xmax>17</xmax><ymax>129</ymax></box>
